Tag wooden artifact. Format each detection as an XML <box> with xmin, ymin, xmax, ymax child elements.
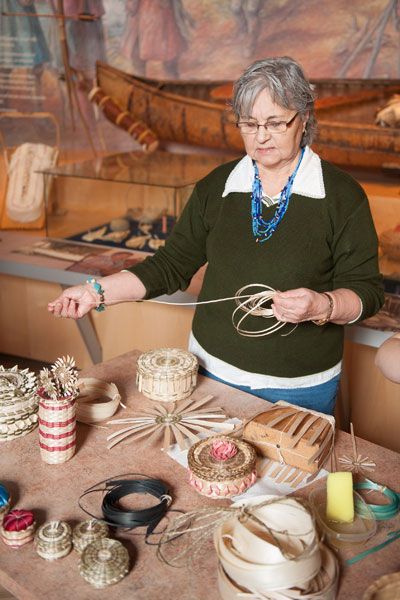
<box><xmin>95</xmin><ymin>60</ymin><xmax>400</xmax><ymax>169</ymax></box>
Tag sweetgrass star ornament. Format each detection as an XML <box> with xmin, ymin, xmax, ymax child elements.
<box><xmin>106</xmin><ymin>394</ymin><xmax>235</xmax><ymax>451</ymax></box>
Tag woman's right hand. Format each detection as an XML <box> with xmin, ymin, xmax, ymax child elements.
<box><xmin>48</xmin><ymin>284</ymin><xmax>98</xmax><ymax>319</ymax></box>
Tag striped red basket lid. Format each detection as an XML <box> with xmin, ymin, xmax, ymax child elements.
<box><xmin>2</xmin><ymin>509</ymin><xmax>34</xmax><ymax>531</ymax></box>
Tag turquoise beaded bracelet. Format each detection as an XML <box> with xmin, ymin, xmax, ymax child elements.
<box><xmin>87</xmin><ymin>278</ymin><xmax>106</xmax><ymax>312</ymax></box>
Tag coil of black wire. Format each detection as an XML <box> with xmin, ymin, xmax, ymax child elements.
<box><xmin>79</xmin><ymin>473</ymin><xmax>172</xmax><ymax>539</ymax></box>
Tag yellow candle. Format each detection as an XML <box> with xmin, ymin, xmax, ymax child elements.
<box><xmin>326</xmin><ymin>471</ymin><xmax>354</xmax><ymax>523</ymax></box>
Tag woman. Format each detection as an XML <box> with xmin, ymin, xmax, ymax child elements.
<box><xmin>375</xmin><ymin>333</ymin><xmax>400</xmax><ymax>383</ymax></box>
<box><xmin>48</xmin><ymin>57</ymin><xmax>384</xmax><ymax>415</ymax></box>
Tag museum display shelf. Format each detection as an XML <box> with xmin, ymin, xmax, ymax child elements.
<box><xmin>39</xmin><ymin>149</ymin><xmax>240</xmax><ymax>243</ymax></box>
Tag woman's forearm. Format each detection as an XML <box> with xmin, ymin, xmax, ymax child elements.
<box><xmin>328</xmin><ymin>289</ymin><xmax>362</xmax><ymax>325</ymax></box>
<box><xmin>94</xmin><ymin>271</ymin><xmax>147</xmax><ymax>306</ymax></box>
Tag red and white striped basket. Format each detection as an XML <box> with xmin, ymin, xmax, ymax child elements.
<box><xmin>38</xmin><ymin>389</ymin><xmax>77</xmax><ymax>464</ymax></box>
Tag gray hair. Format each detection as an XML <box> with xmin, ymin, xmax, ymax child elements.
<box><xmin>232</xmin><ymin>56</ymin><xmax>316</xmax><ymax>146</ymax></box>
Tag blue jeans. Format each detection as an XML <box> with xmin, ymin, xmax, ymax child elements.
<box><xmin>198</xmin><ymin>366</ymin><xmax>340</xmax><ymax>415</ymax></box>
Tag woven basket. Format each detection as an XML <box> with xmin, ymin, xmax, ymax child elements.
<box><xmin>73</xmin><ymin>519</ymin><xmax>109</xmax><ymax>555</ymax></box>
<box><xmin>35</xmin><ymin>520</ymin><xmax>72</xmax><ymax>560</ymax></box>
<box><xmin>136</xmin><ymin>348</ymin><xmax>198</xmax><ymax>403</ymax></box>
<box><xmin>187</xmin><ymin>436</ymin><xmax>257</xmax><ymax>498</ymax></box>
<box><xmin>79</xmin><ymin>538</ymin><xmax>129</xmax><ymax>588</ymax></box>
<box><xmin>362</xmin><ymin>572</ymin><xmax>400</xmax><ymax>600</ymax></box>
<box><xmin>1</xmin><ymin>510</ymin><xmax>35</xmax><ymax>548</ymax></box>
<box><xmin>0</xmin><ymin>365</ymin><xmax>38</xmax><ymax>442</ymax></box>
<box><xmin>38</xmin><ymin>390</ymin><xmax>77</xmax><ymax>464</ymax></box>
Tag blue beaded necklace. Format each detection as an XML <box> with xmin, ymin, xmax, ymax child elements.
<box><xmin>251</xmin><ymin>147</ymin><xmax>305</xmax><ymax>242</ymax></box>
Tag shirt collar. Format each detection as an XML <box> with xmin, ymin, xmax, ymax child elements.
<box><xmin>222</xmin><ymin>146</ymin><xmax>325</xmax><ymax>199</ymax></box>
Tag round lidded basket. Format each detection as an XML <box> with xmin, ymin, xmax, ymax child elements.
<box><xmin>0</xmin><ymin>365</ymin><xmax>38</xmax><ymax>442</ymax></box>
<box><xmin>187</xmin><ymin>436</ymin><xmax>257</xmax><ymax>498</ymax></box>
<box><xmin>1</xmin><ymin>509</ymin><xmax>35</xmax><ymax>548</ymax></box>
<box><xmin>136</xmin><ymin>348</ymin><xmax>198</xmax><ymax>403</ymax></box>
<box><xmin>73</xmin><ymin>519</ymin><xmax>109</xmax><ymax>555</ymax></box>
<box><xmin>34</xmin><ymin>520</ymin><xmax>72</xmax><ymax>560</ymax></box>
<box><xmin>79</xmin><ymin>538</ymin><xmax>129</xmax><ymax>588</ymax></box>
<box><xmin>38</xmin><ymin>389</ymin><xmax>77</xmax><ymax>464</ymax></box>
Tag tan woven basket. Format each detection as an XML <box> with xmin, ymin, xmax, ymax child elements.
<box><xmin>73</xmin><ymin>519</ymin><xmax>109</xmax><ymax>555</ymax></box>
<box><xmin>79</xmin><ymin>538</ymin><xmax>129</xmax><ymax>588</ymax></box>
<box><xmin>362</xmin><ymin>572</ymin><xmax>400</xmax><ymax>600</ymax></box>
<box><xmin>187</xmin><ymin>436</ymin><xmax>257</xmax><ymax>498</ymax></box>
<box><xmin>0</xmin><ymin>366</ymin><xmax>38</xmax><ymax>442</ymax></box>
<box><xmin>136</xmin><ymin>348</ymin><xmax>198</xmax><ymax>402</ymax></box>
<box><xmin>38</xmin><ymin>391</ymin><xmax>77</xmax><ymax>464</ymax></box>
<box><xmin>34</xmin><ymin>520</ymin><xmax>72</xmax><ymax>560</ymax></box>
<box><xmin>1</xmin><ymin>522</ymin><xmax>35</xmax><ymax>548</ymax></box>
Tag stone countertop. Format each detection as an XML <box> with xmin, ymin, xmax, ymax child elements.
<box><xmin>0</xmin><ymin>350</ymin><xmax>399</xmax><ymax>600</ymax></box>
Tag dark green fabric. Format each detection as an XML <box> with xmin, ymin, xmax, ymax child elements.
<box><xmin>129</xmin><ymin>157</ymin><xmax>384</xmax><ymax>378</ymax></box>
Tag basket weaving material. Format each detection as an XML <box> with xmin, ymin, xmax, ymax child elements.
<box><xmin>79</xmin><ymin>538</ymin><xmax>129</xmax><ymax>588</ymax></box>
<box><xmin>217</xmin><ymin>543</ymin><xmax>338</xmax><ymax>600</ymax></box>
<box><xmin>34</xmin><ymin>520</ymin><xmax>72</xmax><ymax>560</ymax></box>
<box><xmin>76</xmin><ymin>379</ymin><xmax>121</xmax><ymax>423</ymax></box>
<box><xmin>187</xmin><ymin>436</ymin><xmax>257</xmax><ymax>498</ymax></box>
<box><xmin>73</xmin><ymin>519</ymin><xmax>109</xmax><ymax>555</ymax></box>
<box><xmin>362</xmin><ymin>572</ymin><xmax>400</xmax><ymax>600</ymax></box>
<box><xmin>38</xmin><ymin>391</ymin><xmax>77</xmax><ymax>464</ymax></box>
<box><xmin>1</xmin><ymin>509</ymin><xmax>35</xmax><ymax>547</ymax></box>
<box><xmin>0</xmin><ymin>365</ymin><xmax>38</xmax><ymax>442</ymax></box>
<box><xmin>136</xmin><ymin>348</ymin><xmax>198</xmax><ymax>402</ymax></box>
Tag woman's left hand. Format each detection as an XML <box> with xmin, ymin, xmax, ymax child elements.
<box><xmin>272</xmin><ymin>288</ymin><xmax>331</xmax><ymax>323</ymax></box>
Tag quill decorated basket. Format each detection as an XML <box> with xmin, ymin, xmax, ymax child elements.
<box><xmin>187</xmin><ymin>436</ymin><xmax>257</xmax><ymax>498</ymax></box>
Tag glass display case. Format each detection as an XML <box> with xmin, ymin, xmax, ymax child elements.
<box><xmin>39</xmin><ymin>149</ymin><xmax>240</xmax><ymax>254</ymax></box>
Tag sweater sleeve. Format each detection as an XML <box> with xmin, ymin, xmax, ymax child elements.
<box><xmin>331</xmin><ymin>193</ymin><xmax>384</xmax><ymax>323</ymax></box>
<box><xmin>127</xmin><ymin>185</ymin><xmax>209</xmax><ymax>299</ymax></box>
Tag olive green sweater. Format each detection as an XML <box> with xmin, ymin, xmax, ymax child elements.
<box><xmin>128</xmin><ymin>155</ymin><xmax>384</xmax><ymax>379</ymax></box>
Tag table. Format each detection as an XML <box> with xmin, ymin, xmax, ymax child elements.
<box><xmin>1</xmin><ymin>350</ymin><xmax>399</xmax><ymax>600</ymax></box>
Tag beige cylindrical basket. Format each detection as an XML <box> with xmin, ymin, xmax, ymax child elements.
<box><xmin>38</xmin><ymin>390</ymin><xmax>77</xmax><ymax>464</ymax></box>
<box><xmin>79</xmin><ymin>538</ymin><xmax>129</xmax><ymax>588</ymax></box>
<box><xmin>35</xmin><ymin>520</ymin><xmax>72</xmax><ymax>560</ymax></box>
<box><xmin>136</xmin><ymin>348</ymin><xmax>198</xmax><ymax>403</ymax></box>
<box><xmin>73</xmin><ymin>519</ymin><xmax>109</xmax><ymax>555</ymax></box>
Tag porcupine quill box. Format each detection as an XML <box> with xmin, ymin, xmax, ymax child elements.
<box><xmin>242</xmin><ymin>401</ymin><xmax>334</xmax><ymax>475</ymax></box>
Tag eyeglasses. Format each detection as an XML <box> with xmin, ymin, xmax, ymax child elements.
<box><xmin>236</xmin><ymin>112</ymin><xmax>298</xmax><ymax>135</ymax></box>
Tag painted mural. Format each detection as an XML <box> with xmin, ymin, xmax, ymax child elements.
<box><xmin>0</xmin><ymin>0</ymin><xmax>398</xmax><ymax>151</ymax></box>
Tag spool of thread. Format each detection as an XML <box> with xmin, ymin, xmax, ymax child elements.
<box><xmin>35</xmin><ymin>520</ymin><xmax>72</xmax><ymax>560</ymax></box>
